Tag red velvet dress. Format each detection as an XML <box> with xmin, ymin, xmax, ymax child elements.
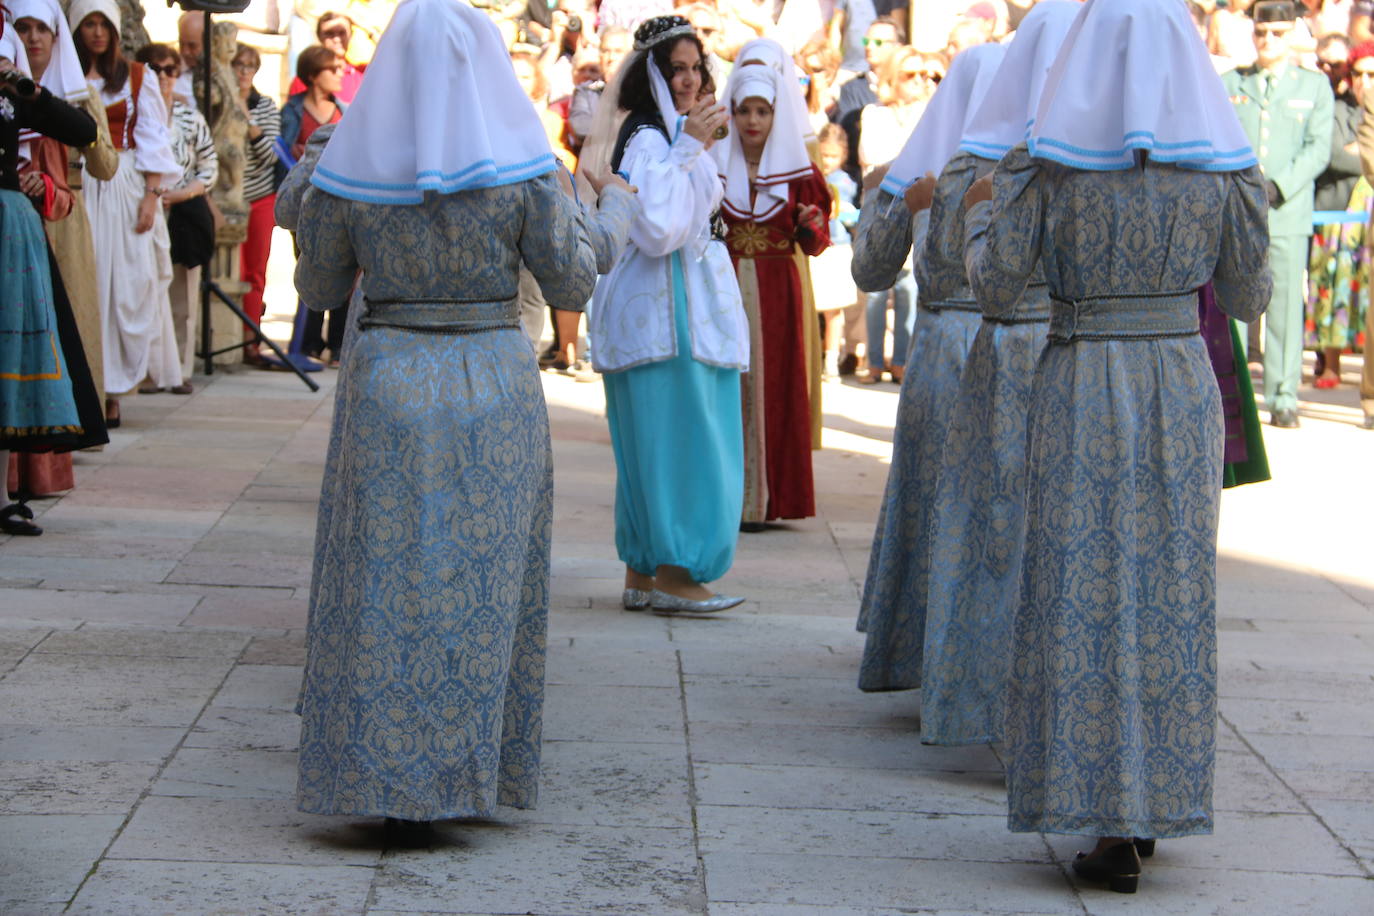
<box><xmin>723</xmin><ymin>164</ymin><xmax>831</xmax><ymax>522</ymax></box>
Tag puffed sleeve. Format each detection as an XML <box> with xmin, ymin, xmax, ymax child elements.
<box><xmin>585</xmin><ymin>185</ymin><xmax>641</xmax><ymax>275</ymax></box>
<box><xmin>294</xmin><ymin>188</ymin><xmax>359</xmax><ymax>311</ymax></box>
<box><xmin>131</xmin><ymin>70</ymin><xmax>183</xmax><ymax>182</ymax></box>
<box><xmin>621</xmin><ymin>126</ymin><xmax>723</xmax><ymax>258</ymax></box>
<box><xmin>793</xmin><ymin>164</ymin><xmax>831</xmax><ymax>258</ymax></box>
<box><xmin>275</xmin><ymin>123</ymin><xmax>335</xmax><ymax>230</ymax></box>
<box><xmin>518</xmin><ymin>171</ymin><xmax>600</xmax><ymax>311</ymax></box>
<box><xmin>963</xmin><ymin>145</ymin><xmax>1045</xmax><ymax>319</ymax></box>
<box><xmin>1212</xmin><ymin>166</ymin><xmax>1273</xmax><ymax>324</ymax></box>
<box><xmin>850</xmin><ymin>189</ymin><xmax>911</xmax><ymax>292</ymax></box>
<box><xmin>916</xmin><ymin>152</ymin><xmax>991</xmax><ymax>304</ymax></box>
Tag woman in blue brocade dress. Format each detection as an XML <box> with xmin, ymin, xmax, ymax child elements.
<box><xmin>847</xmin><ymin>40</ymin><xmax>1005</xmax><ymax>671</ymax></box>
<box><xmin>963</xmin><ymin>0</ymin><xmax>1272</xmax><ymax>892</ymax></box>
<box><xmin>291</xmin><ymin>0</ymin><xmax>634</xmax><ymax>828</ymax></box>
<box><xmin>906</xmin><ymin>2</ymin><xmax>1076</xmax><ymax>745</ymax></box>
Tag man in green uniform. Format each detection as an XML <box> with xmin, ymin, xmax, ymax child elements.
<box><xmin>1223</xmin><ymin>1</ymin><xmax>1333</xmax><ymax>428</ymax></box>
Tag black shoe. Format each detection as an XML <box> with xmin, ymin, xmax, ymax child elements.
<box><xmin>0</xmin><ymin>502</ymin><xmax>42</xmax><ymax>536</ymax></box>
<box><xmin>1133</xmin><ymin>837</ymin><xmax>1156</xmax><ymax>858</ymax></box>
<box><xmin>1270</xmin><ymin>408</ymin><xmax>1300</xmax><ymax>428</ymax></box>
<box><xmin>740</xmin><ymin>521</ymin><xmax>767</xmax><ymax>533</ymax></box>
<box><xmin>383</xmin><ymin>817</ymin><xmax>435</xmax><ymax>848</ymax></box>
<box><xmin>1072</xmin><ymin>841</ymin><xmax>1141</xmax><ymax>894</ymax></box>
<box><xmin>837</xmin><ymin>352</ymin><xmax>858</xmax><ymax>377</ymax></box>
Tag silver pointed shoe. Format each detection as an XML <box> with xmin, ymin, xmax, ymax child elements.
<box><xmin>649</xmin><ymin>589</ymin><xmax>745</xmax><ymax>614</ymax></box>
<box><xmin>622</xmin><ymin>588</ymin><xmax>652</xmax><ymax>611</ymax></box>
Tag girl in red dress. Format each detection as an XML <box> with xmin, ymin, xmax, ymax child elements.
<box><xmin>715</xmin><ymin>43</ymin><xmax>830</xmax><ymax>527</ymax></box>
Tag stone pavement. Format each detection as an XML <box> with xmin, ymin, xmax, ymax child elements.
<box><xmin>1</xmin><ymin>354</ymin><xmax>1373</xmax><ymax>915</ymax></box>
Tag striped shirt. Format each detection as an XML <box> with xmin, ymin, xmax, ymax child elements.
<box><xmin>243</xmin><ymin>91</ymin><xmax>282</xmax><ymax>203</ymax></box>
<box><xmin>169</xmin><ymin>101</ymin><xmax>217</xmax><ymax>192</ymax></box>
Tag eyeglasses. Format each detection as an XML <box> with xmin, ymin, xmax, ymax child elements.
<box><xmin>319</xmin><ymin>27</ymin><xmax>350</xmax><ymax>41</ymax></box>
<box><xmin>862</xmin><ymin>37</ymin><xmax>890</xmax><ymax>48</ymax></box>
<box><xmin>902</xmin><ymin>69</ymin><xmax>943</xmax><ymax>83</ymax></box>
<box><xmin>1254</xmin><ymin>25</ymin><xmax>1293</xmax><ymax>39</ymax></box>
<box><xmin>147</xmin><ymin>62</ymin><xmax>180</xmax><ymax>77</ymax></box>
<box><xmin>231</xmin><ymin>61</ymin><xmax>257</xmax><ymax>72</ymax></box>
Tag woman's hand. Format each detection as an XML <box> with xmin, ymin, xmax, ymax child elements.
<box><xmin>683</xmin><ymin>96</ymin><xmax>728</xmax><ymax>148</ymax></box>
<box><xmin>135</xmin><ymin>191</ymin><xmax>159</xmax><ymax>233</ymax></box>
<box><xmin>904</xmin><ymin>172</ymin><xmax>937</xmax><ymax>215</ymax></box>
<box><xmin>795</xmin><ymin>202</ymin><xmax>824</xmax><ymax>234</ymax></box>
<box><xmin>963</xmin><ymin>174</ymin><xmax>993</xmax><ymax>210</ymax></box>
<box><xmin>19</xmin><ymin>172</ymin><xmax>46</xmax><ymax>200</ymax></box>
<box><xmin>583</xmin><ymin>167</ymin><xmax>637</xmax><ymax>197</ymax></box>
<box><xmin>862</xmin><ymin>163</ymin><xmax>889</xmax><ymax>192</ymax></box>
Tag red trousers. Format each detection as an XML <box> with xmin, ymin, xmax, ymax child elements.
<box><xmin>240</xmin><ymin>193</ymin><xmax>276</xmax><ymax>331</ymax></box>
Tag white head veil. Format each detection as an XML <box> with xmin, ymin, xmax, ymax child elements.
<box><xmin>878</xmin><ymin>42</ymin><xmax>1005</xmax><ymax>197</ymax></box>
<box><xmin>1027</xmin><ymin>0</ymin><xmax>1256</xmax><ymax>171</ymax></box>
<box><xmin>733</xmin><ymin>37</ymin><xmax>816</xmax><ymax>149</ymax></box>
<box><xmin>65</xmin><ymin>0</ymin><xmax>120</xmax><ymax>45</ymax></box>
<box><xmin>311</xmin><ymin>0</ymin><xmax>558</xmax><ymax>205</ymax></box>
<box><xmin>713</xmin><ymin>44</ymin><xmax>813</xmax><ymax>221</ymax></box>
<box><xmin>957</xmin><ymin>1</ymin><xmax>1081</xmax><ymax>161</ymax></box>
<box><xmin>9</xmin><ymin>0</ymin><xmax>88</xmax><ymax>103</ymax></box>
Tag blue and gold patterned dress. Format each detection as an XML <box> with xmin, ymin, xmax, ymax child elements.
<box><xmin>920</xmin><ymin>151</ymin><xmax>1051</xmax><ymax>745</ymax></box>
<box><xmin>964</xmin><ymin>146</ymin><xmax>1271</xmax><ymax>838</ymax></box>
<box><xmin>292</xmin><ymin>173</ymin><xmax>622</xmax><ymax>820</ymax></box>
<box><xmin>851</xmin><ymin>180</ymin><xmax>982</xmax><ymax>691</ymax></box>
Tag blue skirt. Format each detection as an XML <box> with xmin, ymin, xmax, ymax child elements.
<box><xmin>603</xmin><ymin>254</ymin><xmax>743</xmax><ymax>584</ymax></box>
<box><xmin>0</xmin><ymin>188</ymin><xmax>80</xmax><ymax>448</ymax></box>
<box><xmin>857</xmin><ymin>305</ymin><xmax>981</xmax><ymax>691</ymax></box>
<box><xmin>921</xmin><ymin>319</ymin><xmax>1047</xmax><ymax>745</ymax></box>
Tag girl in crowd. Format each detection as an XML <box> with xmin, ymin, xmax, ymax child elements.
<box><xmin>849</xmin><ymin>39</ymin><xmax>1006</xmax><ymax>653</ymax></box>
<box><xmin>135</xmin><ymin>42</ymin><xmax>214</xmax><ymax>394</ymax></box>
<box><xmin>68</xmin><ymin>0</ymin><xmax>181</xmax><ymax>428</ymax></box>
<box><xmin>233</xmin><ymin>43</ymin><xmax>281</xmax><ymax>368</ymax></box>
<box><xmin>716</xmin><ymin>42</ymin><xmax>831</xmax><ymax>529</ymax></box>
<box><xmin>911</xmin><ymin>2</ymin><xmax>1078</xmax><ymax>743</ymax></box>
<box><xmin>292</xmin><ymin>0</ymin><xmax>633</xmax><ymax>831</ymax></box>
<box><xmin>855</xmin><ymin>46</ymin><xmax>948</xmax><ymax>384</ymax></box>
<box><xmin>813</xmin><ymin>123</ymin><xmax>860</xmax><ymax>380</ymax></box>
<box><xmin>6</xmin><ymin>0</ymin><xmax>112</xmax><ymax>501</ymax></box>
<box><xmin>964</xmin><ymin>0</ymin><xmax>1271</xmax><ymax>891</ymax></box>
<box><xmin>586</xmin><ymin>15</ymin><xmax>749</xmax><ymax>613</ymax></box>
<box><xmin>282</xmin><ymin>44</ymin><xmax>346</xmax><ymax>366</ymax></box>
<box><xmin>0</xmin><ymin>15</ymin><xmax>101</xmax><ymax>535</ymax></box>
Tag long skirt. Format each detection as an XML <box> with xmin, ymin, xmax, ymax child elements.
<box><xmin>1305</xmin><ymin>182</ymin><xmax>1370</xmax><ymax>352</ymax></box>
<box><xmin>296</xmin><ymin>322</ymin><xmax>552</xmax><ymax>820</ymax></box>
<box><xmin>1</xmin><ymin>190</ymin><xmax>103</xmax><ymax>452</ymax></box>
<box><xmin>46</xmin><ymin>187</ymin><xmax>103</xmax><ymax>406</ymax></box>
<box><xmin>603</xmin><ymin>254</ymin><xmax>744</xmax><ymax>583</ymax></box>
<box><xmin>856</xmin><ymin>305</ymin><xmax>981</xmax><ymax>689</ymax></box>
<box><xmin>736</xmin><ymin>251</ymin><xmax>815</xmax><ymax>522</ymax></box>
<box><xmin>85</xmin><ymin>150</ymin><xmax>180</xmax><ymax>395</ymax></box>
<box><xmin>920</xmin><ymin>318</ymin><xmax>1047</xmax><ymax>745</ymax></box>
<box><xmin>1006</xmin><ymin>335</ymin><xmax>1222</xmax><ymax>839</ymax></box>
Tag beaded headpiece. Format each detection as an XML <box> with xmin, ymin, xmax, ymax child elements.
<box><xmin>633</xmin><ymin>15</ymin><xmax>695</xmax><ymax>51</ymax></box>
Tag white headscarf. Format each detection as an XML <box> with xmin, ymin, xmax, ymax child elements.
<box><xmin>878</xmin><ymin>42</ymin><xmax>1006</xmax><ymax>197</ymax></box>
<box><xmin>10</xmin><ymin>0</ymin><xmax>88</xmax><ymax>103</ymax></box>
<box><xmin>311</xmin><ymin>0</ymin><xmax>558</xmax><ymax>205</ymax></box>
<box><xmin>714</xmin><ymin>49</ymin><xmax>813</xmax><ymax>221</ymax></box>
<box><xmin>1027</xmin><ymin>0</ymin><xmax>1256</xmax><ymax>171</ymax></box>
<box><xmin>732</xmin><ymin>37</ymin><xmax>816</xmax><ymax>149</ymax></box>
<box><xmin>957</xmin><ymin>1</ymin><xmax>1081</xmax><ymax>161</ymax></box>
<box><xmin>65</xmin><ymin>0</ymin><xmax>120</xmax><ymax>45</ymax></box>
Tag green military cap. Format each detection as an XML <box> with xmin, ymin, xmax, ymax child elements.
<box><xmin>1250</xmin><ymin>1</ymin><xmax>1297</xmax><ymax>22</ymax></box>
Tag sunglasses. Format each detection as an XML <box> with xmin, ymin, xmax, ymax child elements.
<box><xmin>147</xmin><ymin>62</ymin><xmax>180</xmax><ymax>77</ymax></box>
<box><xmin>862</xmin><ymin>37</ymin><xmax>890</xmax><ymax>48</ymax></box>
<box><xmin>902</xmin><ymin>69</ymin><xmax>943</xmax><ymax>82</ymax></box>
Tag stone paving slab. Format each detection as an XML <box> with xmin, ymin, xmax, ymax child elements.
<box><xmin>1</xmin><ymin>365</ymin><xmax>1371</xmax><ymax>914</ymax></box>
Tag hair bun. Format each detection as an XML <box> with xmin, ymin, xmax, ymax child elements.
<box><xmin>633</xmin><ymin>15</ymin><xmax>694</xmax><ymax>51</ymax></box>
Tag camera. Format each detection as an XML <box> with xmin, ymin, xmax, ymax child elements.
<box><xmin>1</xmin><ymin>69</ymin><xmax>37</xmax><ymax>97</ymax></box>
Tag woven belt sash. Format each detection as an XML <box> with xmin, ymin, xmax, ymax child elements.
<box><xmin>359</xmin><ymin>297</ymin><xmax>521</xmax><ymax>334</ymax></box>
<box><xmin>1048</xmin><ymin>290</ymin><xmax>1198</xmax><ymax>342</ymax></box>
<box><xmin>984</xmin><ymin>282</ymin><xmax>1051</xmax><ymax>324</ymax></box>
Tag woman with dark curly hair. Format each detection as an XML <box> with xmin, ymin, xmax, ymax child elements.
<box><xmin>584</xmin><ymin>15</ymin><xmax>750</xmax><ymax>614</ymax></box>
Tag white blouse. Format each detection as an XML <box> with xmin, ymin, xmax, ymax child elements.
<box><xmin>589</xmin><ymin>125</ymin><xmax>748</xmax><ymax>374</ymax></box>
<box><xmin>90</xmin><ymin>68</ymin><xmax>181</xmax><ymax>182</ymax></box>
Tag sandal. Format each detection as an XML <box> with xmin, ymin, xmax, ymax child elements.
<box><xmin>0</xmin><ymin>502</ymin><xmax>42</xmax><ymax>536</ymax></box>
<box><xmin>856</xmin><ymin>371</ymin><xmax>882</xmax><ymax>385</ymax></box>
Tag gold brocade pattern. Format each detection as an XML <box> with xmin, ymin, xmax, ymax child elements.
<box><xmin>726</xmin><ymin>222</ymin><xmax>793</xmax><ymax>258</ymax></box>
